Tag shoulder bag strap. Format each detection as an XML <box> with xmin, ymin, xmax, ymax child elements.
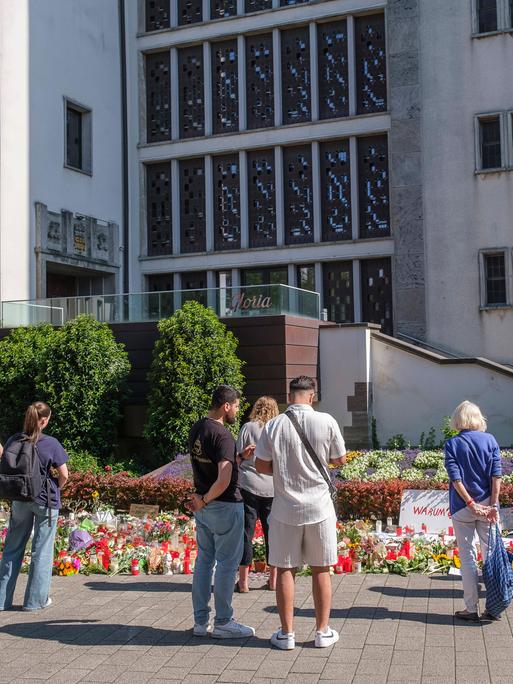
<box><xmin>285</xmin><ymin>410</ymin><xmax>335</xmax><ymax>496</ymax></box>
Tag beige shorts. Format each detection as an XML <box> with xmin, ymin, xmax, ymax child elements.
<box><xmin>268</xmin><ymin>514</ymin><xmax>338</xmax><ymax>568</ymax></box>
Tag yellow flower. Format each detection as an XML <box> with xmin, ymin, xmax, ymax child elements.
<box><xmin>91</xmin><ymin>491</ymin><xmax>100</xmax><ymax>499</ymax></box>
<box><xmin>453</xmin><ymin>556</ymin><xmax>461</xmax><ymax>568</ymax></box>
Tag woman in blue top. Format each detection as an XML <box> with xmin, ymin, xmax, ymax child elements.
<box><xmin>0</xmin><ymin>401</ymin><xmax>69</xmax><ymax>611</ymax></box>
<box><xmin>444</xmin><ymin>400</ymin><xmax>501</xmax><ymax>622</ymax></box>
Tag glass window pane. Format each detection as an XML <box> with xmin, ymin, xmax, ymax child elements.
<box><xmin>179</xmin><ymin>45</ymin><xmax>204</xmax><ymax>139</ymax></box>
<box><xmin>212</xmin><ymin>40</ymin><xmax>239</xmax><ymax>134</ymax></box>
<box><xmin>318</xmin><ymin>21</ymin><xmax>349</xmax><ymax>120</ymax></box>
<box><xmin>248</xmin><ymin>149</ymin><xmax>276</xmax><ymax>248</ymax></box>
<box><xmin>297</xmin><ymin>265</ymin><xmax>315</xmax><ymax>291</ymax></box>
<box><xmin>281</xmin><ymin>27</ymin><xmax>311</xmax><ymax>125</ymax></box>
<box><xmin>283</xmin><ymin>145</ymin><xmax>313</xmax><ymax>245</ymax></box>
<box><xmin>322</xmin><ymin>261</ymin><xmax>354</xmax><ymax>323</ymax></box>
<box><xmin>145</xmin><ymin>0</ymin><xmax>170</xmax><ymax>31</ymax></box>
<box><xmin>178</xmin><ymin>0</ymin><xmax>202</xmax><ymax>25</ymax></box>
<box><xmin>485</xmin><ymin>254</ymin><xmax>506</xmax><ymax>305</ymax></box>
<box><xmin>358</xmin><ymin>135</ymin><xmax>390</xmax><ymax>238</ymax></box>
<box><xmin>179</xmin><ymin>158</ymin><xmax>206</xmax><ymax>253</ymax></box>
<box><xmin>480</xmin><ymin>118</ymin><xmax>501</xmax><ymax>169</ymax></box>
<box><xmin>246</xmin><ymin>33</ymin><xmax>274</xmax><ymax>130</ymax></box>
<box><xmin>355</xmin><ymin>14</ymin><xmax>387</xmax><ymax>115</ymax></box>
<box><xmin>146</xmin><ymin>51</ymin><xmax>171</xmax><ymax>143</ymax></box>
<box><xmin>147</xmin><ymin>162</ymin><xmax>172</xmax><ymax>256</ymax></box>
<box><xmin>66</xmin><ymin>106</ymin><xmax>82</xmax><ymax>169</ymax></box>
<box><xmin>478</xmin><ymin>0</ymin><xmax>497</xmax><ymax>32</ymax></box>
<box><xmin>320</xmin><ymin>139</ymin><xmax>351</xmax><ymax>241</ymax></box>
<box><xmin>213</xmin><ymin>155</ymin><xmax>241</xmax><ymax>251</ymax></box>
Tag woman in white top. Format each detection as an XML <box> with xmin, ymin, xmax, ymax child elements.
<box><xmin>236</xmin><ymin>396</ymin><xmax>279</xmax><ymax>593</ymax></box>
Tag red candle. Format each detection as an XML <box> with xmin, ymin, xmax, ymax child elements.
<box><xmin>396</xmin><ymin>527</ymin><xmax>402</xmax><ymax>537</ymax></box>
<box><xmin>421</xmin><ymin>524</ymin><xmax>427</xmax><ymax>533</ymax></box>
<box><xmin>448</xmin><ymin>526</ymin><xmax>454</xmax><ymax>536</ymax></box>
<box><xmin>183</xmin><ymin>559</ymin><xmax>191</xmax><ymax>574</ymax></box>
<box><xmin>131</xmin><ymin>559</ymin><xmax>139</xmax><ymax>576</ymax></box>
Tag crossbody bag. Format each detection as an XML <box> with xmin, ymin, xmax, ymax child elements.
<box><xmin>285</xmin><ymin>410</ymin><xmax>339</xmax><ymax>516</ymax></box>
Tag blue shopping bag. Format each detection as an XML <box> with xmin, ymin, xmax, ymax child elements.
<box><xmin>482</xmin><ymin>523</ymin><xmax>513</xmax><ymax>617</ymax></box>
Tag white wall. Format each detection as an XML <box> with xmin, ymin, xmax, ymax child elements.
<box><xmin>0</xmin><ymin>0</ymin><xmax>123</xmax><ymax>302</ymax></box>
<box><xmin>0</xmin><ymin>0</ymin><xmax>30</xmax><ymax>302</ymax></box>
<box><xmin>420</xmin><ymin>0</ymin><xmax>513</xmax><ymax>362</ymax></box>
<box><xmin>371</xmin><ymin>335</ymin><xmax>513</xmax><ymax>448</ymax></box>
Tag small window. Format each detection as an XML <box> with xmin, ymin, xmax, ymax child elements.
<box><xmin>510</xmin><ymin>0</ymin><xmax>513</xmax><ymax>27</ymax></box>
<box><xmin>477</xmin><ymin>0</ymin><xmax>498</xmax><ymax>33</ymax></box>
<box><xmin>65</xmin><ymin>100</ymin><xmax>92</xmax><ymax>174</ymax></box>
<box><xmin>477</xmin><ymin>115</ymin><xmax>502</xmax><ymax>170</ymax></box>
<box><xmin>297</xmin><ymin>265</ymin><xmax>315</xmax><ymax>291</ymax></box>
<box><xmin>484</xmin><ymin>253</ymin><xmax>507</xmax><ymax>305</ymax></box>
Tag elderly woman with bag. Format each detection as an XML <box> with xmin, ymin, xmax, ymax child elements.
<box><xmin>444</xmin><ymin>400</ymin><xmax>501</xmax><ymax>622</ymax></box>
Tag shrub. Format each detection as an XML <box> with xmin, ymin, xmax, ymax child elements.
<box><xmin>67</xmin><ymin>449</ymin><xmax>101</xmax><ymax>473</ymax></box>
<box><xmin>37</xmin><ymin>315</ymin><xmax>131</xmax><ymax>458</ymax></box>
<box><xmin>144</xmin><ymin>301</ymin><xmax>246</xmax><ymax>466</ymax></box>
<box><xmin>0</xmin><ymin>324</ymin><xmax>54</xmax><ymax>440</ymax></box>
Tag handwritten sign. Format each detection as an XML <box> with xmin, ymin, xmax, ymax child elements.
<box><xmin>399</xmin><ymin>489</ymin><xmax>451</xmax><ymax>533</ymax></box>
<box><xmin>129</xmin><ymin>504</ymin><xmax>159</xmax><ymax>519</ymax></box>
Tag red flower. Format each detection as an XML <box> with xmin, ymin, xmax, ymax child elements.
<box><xmin>104</xmin><ymin>465</ymin><xmax>112</xmax><ymax>472</ymax></box>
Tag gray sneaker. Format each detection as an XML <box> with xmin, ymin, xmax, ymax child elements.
<box><xmin>211</xmin><ymin>619</ymin><xmax>255</xmax><ymax>639</ymax></box>
<box><xmin>193</xmin><ymin>622</ymin><xmax>213</xmax><ymax>636</ymax></box>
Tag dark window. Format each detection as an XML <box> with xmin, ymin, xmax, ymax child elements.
<box><xmin>145</xmin><ymin>0</ymin><xmax>170</xmax><ymax>31</ymax></box>
<box><xmin>245</xmin><ymin>0</ymin><xmax>272</xmax><ymax>11</ymax></box>
<box><xmin>214</xmin><ymin>155</ymin><xmax>241</xmax><ymax>251</ymax></box>
<box><xmin>178</xmin><ymin>0</ymin><xmax>202</xmax><ymax>25</ymax></box>
<box><xmin>355</xmin><ymin>14</ymin><xmax>387</xmax><ymax>115</ymax></box>
<box><xmin>320</xmin><ymin>139</ymin><xmax>351</xmax><ymax>241</ymax></box>
<box><xmin>146</xmin><ymin>51</ymin><xmax>171</xmax><ymax>143</ymax></box>
<box><xmin>147</xmin><ymin>273</ymin><xmax>174</xmax><ymax>291</ymax></box>
<box><xmin>281</xmin><ymin>27</ymin><xmax>311</xmax><ymax>125</ymax></box>
<box><xmin>66</xmin><ymin>105</ymin><xmax>83</xmax><ymax>170</ymax></box>
<box><xmin>180</xmin><ymin>158</ymin><xmax>206</xmax><ymax>253</ymax></box>
<box><xmin>211</xmin><ymin>0</ymin><xmax>237</xmax><ymax>18</ymax></box>
<box><xmin>477</xmin><ymin>0</ymin><xmax>497</xmax><ymax>32</ymax></box>
<box><xmin>318</xmin><ymin>21</ymin><xmax>349</xmax><ymax>120</ymax></box>
<box><xmin>322</xmin><ymin>261</ymin><xmax>354</xmax><ymax>323</ymax></box>
<box><xmin>297</xmin><ymin>264</ymin><xmax>315</xmax><ymax>291</ymax></box>
<box><xmin>247</xmin><ymin>149</ymin><xmax>276</xmax><ymax>248</ymax></box>
<box><xmin>361</xmin><ymin>258</ymin><xmax>393</xmax><ymax>334</ymax></box>
<box><xmin>179</xmin><ymin>46</ymin><xmax>204</xmax><ymax>139</ymax></box>
<box><xmin>358</xmin><ymin>135</ymin><xmax>390</xmax><ymax>238</ymax></box>
<box><xmin>181</xmin><ymin>271</ymin><xmax>208</xmax><ymax>306</ymax></box>
<box><xmin>510</xmin><ymin>0</ymin><xmax>513</xmax><ymax>27</ymax></box>
<box><xmin>485</xmin><ymin>254</ymin><xmax>507</xmax><ymax>305</ymax></box>
<box><xmin>280</xmin><ymin>0</ymin><xmax>308</xmax><ymax>5</ymax></box>
<box><xmin>241</xmin><ymin>267</ymin><xmax>288</xmax><ymax>286</ymax></box>
<box><xmin>147</xmin><ymin>162</ymin><xmax>172</xmax><ymax>256</ymax></box>
<box><xmin>283</xmin><ymin>145</ymin><xmax>313</xmax><ymax>245</ymax></box>
<box><xmin>246</xmin><ymin>33</ymin><xmax>274</xmax><ymax>130</ymax></box>
<box><xmin>480</xmin><ymin>117</ymin><xmax>502</xmax><ymax>169</ymax></box>
<box><xmin>212</xmin><ymin>40</ymin><xmax>239</xmax><ymax>134</ymax></box>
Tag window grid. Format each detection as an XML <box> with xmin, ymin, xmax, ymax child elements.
<box><xmin>179</xmin><ymin>158</ymin><xmax>206</xmax><ymax>253</ymax></box>
<box><xmin>146</xmin><ymin>51</ymin><xmax>171</xmax><ymax>143</ymax></box>
<box><xmin>66</xmin><ymin>106</ymin><xmax>83</xmax><ymax>170</ymax></box>
<box><xmin>247</xmin><ymin>149</ymin><xmax>277</xmax><ymax>248</ymax></box>
<box><xmin>211</xmin><ymin>0</ymin><xmax>237</xmax><ymax>18</ymax></box>
<box><xmin>317</xmin><ymin>20</ymin><xmax>349</xmax><ymax>120</ymax></box>
<box><xmin>357</xmin><ymin>135</ymin><xmax>390</xmax><ymax>239</ymax></box>
<box><xmin>246</xmin><ymin>33</ymin><xmax>275</xmax><ymax>130</ymax></box>
<box><xmin>212</xmin><ymin>40</ymin><xmax>239</xmax><ymax>134</ymax></box>
<box><xmin>320</xmin><ymin>139</ymin><xmax>352</xmax><ymax>241</ymax></box>
<box><xmin>485</xmin><ymin>253</ymin><xmax>507</xmax><ymax>305</ymax></box>
<box><xmin>283</xmin><ymin>145</ymin><xmax>314</xmax><ymax>245</ymax></box>
<box><xmin>322</xmin><ymin>261</ymin><xmax>354</xmax><ymax>323</ymax></box>
<box><xmin>145</xmin><ymin>0</ymin><xmax>171</xmax><ymax>31</ymax></box>
<box><xmin>281</xmin><ymin>26</ymin><xmax>311</xmax><ymax>125</ymax></box>
<box><xmin>213</xmin><ymin>155</ymin><xmax>241</xmax><ymax>250</ymax></box>
<box><xmin>360</xmin><ymin>257</ymin><xmax>393</xmax><ymax>334</ymax></box>
<box><xmin>355</xmin><ymin>14</ymin><xmax>387</xmax><ymax>115</ymax></box>
<box><xmin>178</xmin><ymin>45</ymin><xmax>205</xmax><ymax>138</ymax></box>
<box><xmin>147</xmin><ymin>163</ymin><xmax>172</xmax><ymax>256</ymax></box>
<box><xmin>177</xmin><ymin>0</ymin><xmax>202</xmax><ymax>25</ymax></box>
<box><xmin>245</xmin><ymin>0</ymin><xmax>272</xmax><ymax>11</ymax></box>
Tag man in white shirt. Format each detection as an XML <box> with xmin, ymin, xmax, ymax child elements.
<box><xmin>255</xmin><ymin>376</ymin><xmax>346</xmax><ymax>651</ymax></box>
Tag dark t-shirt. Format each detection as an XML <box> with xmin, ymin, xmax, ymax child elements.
<box><xmin>189</xmin><ymin>417</ymin><xmax>241</xmax><ymax>503</ymax></box>
<box><xmin>4</xmin><ymin>433</ymin><xmax>69</xmax><ymax>509</ymax></box>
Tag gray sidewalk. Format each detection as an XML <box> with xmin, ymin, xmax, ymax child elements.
<box><xmin>0</xmin><ymin>572</ymin><xmax>512</xmax><ymax>684</ymax></box>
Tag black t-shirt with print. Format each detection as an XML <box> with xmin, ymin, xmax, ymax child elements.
<box><xmin>189</xmin><ymin>417</ymin><xmax>242</xmax><ymax>503</ymax></box>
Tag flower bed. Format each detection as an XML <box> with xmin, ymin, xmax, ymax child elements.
<box><xmin>339</xmin><ymin>449</ymin><xmax>513</xmax><ymax>483</ymax></box>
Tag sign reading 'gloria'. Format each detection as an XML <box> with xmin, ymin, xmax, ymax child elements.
<box><xmin>229</xmin><ymin>292</ymin><xmax>273</xmax><ymax>313</ymax></box>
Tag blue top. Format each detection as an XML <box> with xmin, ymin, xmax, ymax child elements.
<box><xmin>444</xmin><ymin>430</ymin><xmax>502</xmax><ymax>514</ymax></box>
<box><xmin>4</xmin><ymin>433</ymin><xmax>68</xmax><ymax>510</ymax></box>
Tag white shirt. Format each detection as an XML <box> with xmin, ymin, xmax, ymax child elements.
<box><xmin>254</xmin><ymin>404</ymin><xmax>346</xmax><ymax>525</ymax></box>
<box><xmin>236</xmin><ymin>421</ymin><xmax>274</xmax><ymax>498</ymax></box>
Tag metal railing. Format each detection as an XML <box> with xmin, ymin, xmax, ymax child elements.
<box><xmin>1</xmin><ymin>284</ymin><xmax>320</xmax><ymax>328</ymax></box>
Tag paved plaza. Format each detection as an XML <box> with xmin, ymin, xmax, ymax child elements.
<box><xmin>0</xmin><ymin>573</ymin><xmax>512</xmax><ymax>683</ymax></box>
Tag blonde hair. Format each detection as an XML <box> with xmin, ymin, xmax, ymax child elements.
<box><xmin>451</xmin><ymin>400</ymin><xmax>487</xmax><ymax>433</ymax></box>
<box><xmin>23</xmin><ymin>401</ymin><xmax>51</xmax><ymax>442</ymax></box>
<box><xmin>249</xmin><ymin>396</ymin><xmax>279</xmax><ymax>426</ymax></box>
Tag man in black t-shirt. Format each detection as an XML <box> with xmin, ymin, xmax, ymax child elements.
<box><xmin>188</xmin><ymin>385</ymin><xmax>255</xmax><ymax>639</ymax></box>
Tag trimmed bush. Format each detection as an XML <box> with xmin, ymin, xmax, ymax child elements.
<box><xmin>144</xmin><ymin>301</ymin><xmax>246</xmax><ymax>466</ymax></box>
<box><xmin>37</xmin><ymin>315</ymin><xmax>131</xmax><ymax>458</ymax></box>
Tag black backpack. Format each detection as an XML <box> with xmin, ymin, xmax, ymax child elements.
<box><xmin>0</xmin><ymin>434</ymin><xmax>44</xmax><ymax>501</ymax></box>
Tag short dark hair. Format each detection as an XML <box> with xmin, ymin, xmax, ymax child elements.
<box><xmin>289</xmin><ymin>376</ymin><xmax>316</xmax><ymax>393</ymax></box>
<box><xmin>211</xmin><ymin>385</ymin><xmax>241</xmax><ymax>409</ymax></box>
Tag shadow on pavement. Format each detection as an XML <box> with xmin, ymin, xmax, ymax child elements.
<box><xmin>0</xmin><ymin>620</ymin><xmax>269</xmax><ymax>647</ymax></box>
<box><xmin>84</xmin><ymin>581</ymin><xmax>191</xmax><ymax>593</ymax></box>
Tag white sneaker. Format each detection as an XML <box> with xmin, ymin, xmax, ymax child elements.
<box><xmin>211</xmin><ymin>619</ymin><xmax>255</xmax><ymax>639</ymax></box>
<box><xmin>22</xmin><ymin>597</ymin><xmax>52</xmax><ymax>612</ymax></box>
<box><xmin>193</xmin><ymin>622</ymin><xmax>213</xmax><ymax>636</ymax></box>
<box><xmin>270</xmin><ymin>629</ymin><xmax>295</xmax><ymax>650</ymax></box>
<box><xmin>315</xmin><ymin>627</ymin><xmax>339</xmax><ymax>648</ymax></box>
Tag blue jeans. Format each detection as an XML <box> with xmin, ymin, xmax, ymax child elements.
<box><xmin>0</xmin><ymin>501</ymin><xmax>58</xmax><ymax>610</ymax></box>
<box><xmin>192</xmin><ymin>501</ymin><xmax>244</xmax><ymax>626</ymax></box>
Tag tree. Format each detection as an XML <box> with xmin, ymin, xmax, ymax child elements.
<box><xmin>144</xmin><ymin>301</ymin><xmax>246</xmax><ymax>466</ymax></box>
<box><xmin>0</xmin><ymin>324</ymin><xmax>54</xmax><ymax>440</ymax></box>
<box><xmin>36</xmin><ymin>315</ymin><xmax>131</xmax><ymax>458</ymax></box>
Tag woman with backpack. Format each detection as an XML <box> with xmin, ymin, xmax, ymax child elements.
<box><xmin>0</xmin><ymin>401</ymin><xmax>68</xmax><ymax>611</ymax></box>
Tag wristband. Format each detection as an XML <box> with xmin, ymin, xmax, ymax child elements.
<box><xmin>466</xmin><ymin>498</ymin><xmax>474</xmax><ymax>507</ymax></box>
<box><xmin>201</xmin><ymin>495</ymin><xmax>208</xmax><ymax>507</ymax></box>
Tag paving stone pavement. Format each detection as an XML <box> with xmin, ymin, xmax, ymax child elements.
<box><xmin>0</xmin><ymin>572</ymin><xmax>512</xmax><ymax>683</ymax></box>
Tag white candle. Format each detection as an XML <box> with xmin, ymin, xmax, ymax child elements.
<box><xmin>375</xmin><ymin>520</ymin><xmax>382</xmax><ymax>533</ymax></box>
